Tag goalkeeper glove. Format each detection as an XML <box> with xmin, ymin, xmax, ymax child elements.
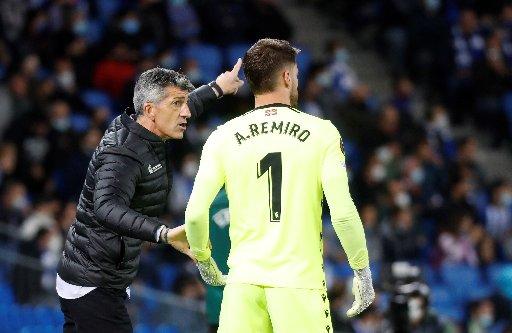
<box><xmin>346</xmin><ymin>266</ymin><xmax>375</xmax><ymax>317</ymax></box>
<box><xmin>196</xmin><ymin>256</ymin><xmax>227</xmax><ymax>286</ymax></box>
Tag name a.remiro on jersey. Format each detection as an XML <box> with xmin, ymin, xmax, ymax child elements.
<box><xmin>234</xmin><ymin>121</ymin><xmax>311</xmax><ymax>145</ymax></box>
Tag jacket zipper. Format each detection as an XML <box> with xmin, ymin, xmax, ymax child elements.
<box><xmin>116</xmin><ymin>236</ymin><xmax>126</xmax><ymax>269</ymax></box>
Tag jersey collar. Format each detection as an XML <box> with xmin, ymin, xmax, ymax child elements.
<box><xmin>247</xmin><ymin>103</ymin><xmax>300</xmax><ymax>114</ymax></box>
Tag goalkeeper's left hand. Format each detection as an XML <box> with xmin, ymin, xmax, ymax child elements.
<box><xmin>346</xmin><ymin>266</ymin><xmax>375</xmax><ymax>317</ymax></box>
<box><xmin>196</xmin><ymin>256</ymin><xmax>227</xmax><ymax>286</ymax></box>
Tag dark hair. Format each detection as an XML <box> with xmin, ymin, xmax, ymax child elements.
<box><xmin>133</xmin><ymin>68</ymin><xmax>194</xmax><ymax>116</ymax></box>
<box><xmin>242</xmin><ymin>38</ymin><xmax>300</xmax><ymax>94</ymax></box>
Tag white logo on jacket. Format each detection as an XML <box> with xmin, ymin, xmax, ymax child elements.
<box><xmin>148</xmin><ymin>163</ymin><xmax>163</xmax><ymax>174</ymax></box>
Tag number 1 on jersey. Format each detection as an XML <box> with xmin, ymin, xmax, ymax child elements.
<box><xmin>257</xmin><ymin>152</ymin><xmax>282</xmax><ymax>222</ymax></box>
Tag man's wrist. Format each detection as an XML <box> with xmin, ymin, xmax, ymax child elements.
<box><xmin>158</xmin><ymin>226</ymin><xmax>169</xmax><ymax>244</ymax></box>
<box><xmin>208</xmin><ymin>81</ymin><xmax>223</xmax><ymax>98</ymax></box>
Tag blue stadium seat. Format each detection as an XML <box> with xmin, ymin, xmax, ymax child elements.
<box><xmin>51</xmin><ymin>308</ymin><xmax>64</xmax><ymax>326</ymax></box>
<box><xmin>156</xmin><ymin>324</ymin><xmax>180</xmax><ymax>333</ymax></box>
<box><xmin>421</xmin><ymin>264</ymin><xmax>440</xmax><ymax>285</ymax></box>
<box><xmin>440</xmin><ymin>264</ymin><xmax>483</xmax><ymax>302</ymax></box>
<box><xmin>332</xmin><ymin>262</ymin><xmax>352</xmax><ymax>280</ymax></box>
<box><xmin>33</xmin><ymin>307</ymin><xmax>56</xmax><ymax>325</ymax></box>
<box><xmin>0</xmin><ymin>282</ymin><xmax>14</xmax><ymax>304</ymax></box>
<box><xmin>429</xmin><ymin>284</ymin><xmax>464</xmax><ymax>322</ymax></box>
<box><xmin>134</xmin><ymin>323</ymin><xmax>153</xmax><ymax>333</ymax></box>
<box><xmin>182</xmin><ymin>44</ymin><xmax>223</xmax><ymax>82</ymax></box>
<box><xmin>370</xmin><ymin>262</ymin><xmax>381</xmax><ymax>284</ymax></box>
<box><xmin>20</xmin><ymin>325</ymin><xmax>60</xmax><ymax>333</ymax></box>
<box><xmin>488</xmin><ymin>264</ymin><xmax>512</xmax><ymax>299</ymax></box>
<box><xmin>81</xmin><ymin>89</ymin><xmax>113</xmax><ymax>111</ymax></box>
<box><xmin>95</xmin><ymin>0</ymin><xmax>122</xmax><ymax>22</ymax></box>
<box><xmin>71</xmin><ymin>114</ymin><xmax>91</xmax><ymax>133</ymax></box>
<box><xmin>158</xmin><ymin>263</ymin><xmax>179</xmax><ymax>291</ymax></box>
<box><xmin>296</xmin><ymin>47</ymin><xmax>312</xmax><ymax>85</ymax></box>
<box><xmin>343</xmin><ymin>138</ymin><xmax>362</xmax><ymax>174</ymax></box>
<box><xmin>226</xmin><ymin>43</ymin><xmax>251</xmax><ymax>80</ymax></box>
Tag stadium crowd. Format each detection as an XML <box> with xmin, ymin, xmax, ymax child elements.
<box><xmin>0</xmin><ymin>0</ymin><xmax>511</xmax><ymax>332</ymax></box>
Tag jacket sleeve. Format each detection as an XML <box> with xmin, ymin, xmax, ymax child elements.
<box><xmin>321</xmin><ymin>122</ymin><xmax>369</xmax><ymax>270</ymax></box>
<box><xmin>93</xmin><ymin>149</ymin><xmax>163</xmax><ymax>242</ymax></box>
<box><xmin>187</xmin><ymin>84</ymin><xmax>219</xmax><ymax>119</ymax></box>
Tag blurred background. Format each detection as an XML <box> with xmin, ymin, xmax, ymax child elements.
<box><xmin>0</xmin><ymin>0</ymin><xmax>512</xmax><ymax>332</ymax></box>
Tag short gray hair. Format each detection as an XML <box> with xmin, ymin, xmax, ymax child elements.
<box><xmin>133</xmin><ymin>67</ymin><xmax>195</xmax><ymax>115</ymax></box>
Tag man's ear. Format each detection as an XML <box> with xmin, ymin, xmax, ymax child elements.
<box><xmin>143</xmin><ymin>102</ymin><xmax>155</xmax><ymax>120</ymax></box>
<box><xmin>283</xmin><ymin>70</ymin><xmax>291</xmax><ymax>88</ymax></box>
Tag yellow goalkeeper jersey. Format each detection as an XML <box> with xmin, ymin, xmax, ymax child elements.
<box><xmin>185</xmin><ymin>103</ymin><xmax>368</xmax><ymax>289</ymax></box>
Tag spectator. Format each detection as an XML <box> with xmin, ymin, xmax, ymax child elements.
<box><xmin>383</xmin><ymin>207</ymin><xmax>423</xmax><ymax>262</ymax></box>
<box><xmin>438</xmin><ymin>212</ymin><xmax>479</xmax><ymax>266</ymax></box>
<box><xmin>485</xmin><ymin>181</ymin><xmax>512</xmax><ymax>242</ymax></box>
<box><xmin>0</xmin><ymin>143</ymin><xmax>17</xmax><ymax>187</ymax></box>
<box><xmin>468</xmin><ymin>299</ymin><xmax>507</xmax><ymax>333</ymax></box>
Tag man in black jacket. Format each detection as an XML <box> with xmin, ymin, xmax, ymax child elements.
<box><xmin>56</xmin><ymin>61</ymin><xmax>244</xmax><ymax>332</ymax></box>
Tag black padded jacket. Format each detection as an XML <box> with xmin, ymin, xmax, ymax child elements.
<box><xmin>57</xmin><ymin>84</ymin><xmax>217</xmax><ymax>289</ymax></box>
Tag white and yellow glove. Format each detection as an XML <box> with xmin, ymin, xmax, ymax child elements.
<box><xmin>196</xmin><ymin>256</ymin><xmax>227</xmax><ymax>286</ymax></box>
<box><xmin>347</xmin><ymin>266</ymin><xmax>375</xmax><ymax>317</ymax></box>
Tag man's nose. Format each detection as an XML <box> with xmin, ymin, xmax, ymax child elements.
<box><xmin>180</xmin><ymin>103</ymin><xmax>191</xmax><ymax>119</ymax></box>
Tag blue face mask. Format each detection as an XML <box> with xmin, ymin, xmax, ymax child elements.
<box><xmin>170</xmin><ymin>0</ymin><xmax>186</xmax><ymax>5</ymax></box>
<box><xmin>121</xmin><ymin>18</ymin><xmax>140</xmax><ymax>35</ymax></box>
<box><xmin>161</xmin><ymin>54</ymin><xmax>177</xmax><ymax>69</ymax></box>
<box><xmin>500</xmin><ymin>192</ymin><xmax>512</xmax><ymax>207</ymax></box>
<box><xmin>334</xmin><ymin>49</ymin><xmax>349</xmax><ymax>63</ymax></box>
<box><xmin>73</xmin><ymin>20</ymin><xmax>88</xmax><ymax>36</ymax></box>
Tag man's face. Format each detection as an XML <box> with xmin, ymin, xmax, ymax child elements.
<box><xmin>289</xmin><ymin>63</ymin><xmax>299</xmax><ymax>107</ymax></box>
<box><xmin>152</xmin><ymin>86</ymin><xmax>191</xmax><ymax>139</ymax></box>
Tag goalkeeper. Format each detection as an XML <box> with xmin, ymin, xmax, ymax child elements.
<box><xmin>185</xmin><ymin>39</ymin><xmax>374</xmax><ymax>333</ymax></box>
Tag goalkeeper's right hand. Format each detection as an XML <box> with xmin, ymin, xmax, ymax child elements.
<box><xmin>196</xmin><ymin>257</ymin><xmax>227</xmax><ymax>286</ymax></box>
<box><xmin>346</xmin><ymin>266</ymin><xmax>375</xmax><ymax>317</ymax></box>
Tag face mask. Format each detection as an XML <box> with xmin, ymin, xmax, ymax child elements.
<box><xmin>395</xmin><ymin>192</ymin><xmax>411</xmax><ymax>208</ymax></box>
<box><xmin>370</xmin><ymin>164</ymin><xmax>386</xmax><ymax>182</ymax></box>
<box><xmin>12</xmin><ymin>195</ymin><xmax>30</xmax><ymax>211</ymax></box>
<box><xmin>425</xmin><ymin>0</ymin><xmax>441</xmax><ymax>12</ymax></box>
<box><xmin>434</xmin><ymin>114</ymin><xmax>449</xmax><ymax>130</ymax></box>
<box><xmin>182</xmin><ymin>161</ymin><xmax>198</xmax><ymax>179</ymax></box>
<box><xmin>408</xmin><ymin>298</ymin><xmax>424</xmax><ymax>322</ymax></box>
<box><xmin>121</xmin><ymin>18</ymin><xmax>140</xmax><ymax>35</ymax></box>
<box><xmin>334</xmin><ymin>49</ymin><xmax>349</xmax><ymax>63</ymax></box>
<box><xmin>57</xmin><ymin>71</ymin><xmax>75</xmax><ymax>90</ymax></box>
<box><xmin>411</xmin><ymin>168</ymin><xmax>425</xmax><ymax>185</ymax></box>
<box><xmin>51</xmin><ymin>117</ymin><xmax>71</xmax><ymax>132</ymax></box>
<box><xmin>73</xmin><ymin>20</ymin><xmax>88</xmax><ymax>36</ymax></box>
<box><xmin>478</xmin><ymin>313</ymin><xmax>493</xmax><ymax>327</ymax></box>
<box><xmin>376</xmin><ymin>146</ymin><xmax>393</xmax><ymax>164</ymax></box>
<box><xmin>161</xmin><ymin>54</ymin><xmax>178</xmax><ymax>69</ymax></box>
<box><xmin>186</xmin><ymin>69</ymin><xmax>202</xmax><ymax>83</ymax></box>
<box><xmin>500</xmin><ymin>192</ymin><xmax>512</xmax><ymax>207</ymax></box>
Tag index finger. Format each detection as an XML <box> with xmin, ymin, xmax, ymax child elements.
<box><xmin>230</xmin><ymin>58</ymin><xmax>242</xmax><ymax>76</ymax></box>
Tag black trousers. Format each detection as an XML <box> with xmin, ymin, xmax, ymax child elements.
<box><xmin>59</xmin><ymin>287</ymin><xmax>132</xmax><ymax>333</ymax></box>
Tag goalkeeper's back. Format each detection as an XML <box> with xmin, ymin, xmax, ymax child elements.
<box><xmin>213</xmin><ymin>103</ymin><xmax>342</xmax><ymax>289</ymax></box>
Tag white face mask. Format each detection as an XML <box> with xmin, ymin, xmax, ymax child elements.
<box><xmin>51</xmin><ymin>117</ymin><xmax>71</xmax><ymax>132</ymax></box>
<box><xmin>57</xmin><ymin>71</ymin><xmax>75</xmax><ymax>90</ymax></box>
<box><xmin>376</xmin><ymin>146</ymin><xmax>393</xmax><ymax>164</ymax></box>
<box><xmin>395</xmin><ymin>191</ymin><xmax>411</xmax><ymax>208</ymax></box>
<box><xmin>12</xmin><ymin>195</ymin><xmax>30</xmax><ymax>211</ymax></box>
<box><xmin>411</xmin><ymin>167</ymin><xmax>425</xmax><ymax>185</ymax></box>
<box><xmin>500</xmin><ymin>192</ymin><xmax>512</xmax><ymax>207</ymax></box>
<box><xmin>370</xmin><ymin>164</ymin><xmax>386</xmax><ymax>182</ymax></box>
<box><xmin>408</xmin><ymin>298</ymin><xmax>424</xmax><ymax>323</ymax></box>
<box><xmin>433</xmin><ymin>113</ymin><xmax>449</xmax><ymax>130</ymax></box>
<box><xmin>182</xmin><ymin>161</ymin><xmax>198</xmax><ymax>179</ymax></box>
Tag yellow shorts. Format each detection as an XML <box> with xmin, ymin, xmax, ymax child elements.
<box><xmin>218</xmin><ymin>283</ymin><xmax>333</xmax><ymax>333</ymax></box>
